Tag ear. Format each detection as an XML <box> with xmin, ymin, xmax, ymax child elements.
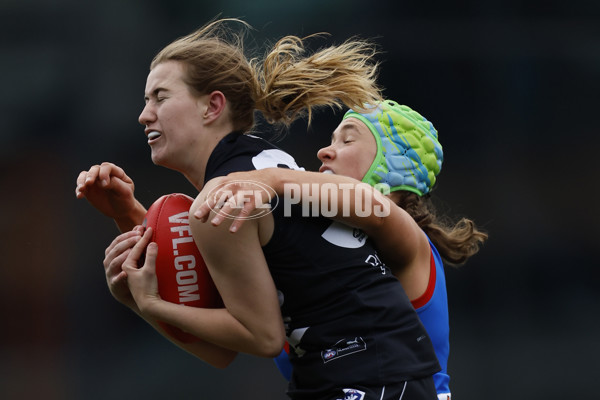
<box><xmin>202</xmin><ymin>91</ymin><xmax>227</xmax><ymax>123</ymax></box>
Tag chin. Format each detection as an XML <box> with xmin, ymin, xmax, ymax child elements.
<box><xmin>150</xmin><ymin>151</ymin><xmax>171</xmax><ymax>168</ymax></box>
<box><xmin>152</xmin><ymin>155</ymin><xmax>182</xmax><ymax>174</ymax></box>
<box><xmin>150</xmin><ymin>152</ymin><xmax>162</xmax><ymax>166</ymax></box>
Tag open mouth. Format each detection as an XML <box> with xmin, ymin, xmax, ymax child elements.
<box><xmin>147</xmin><ymin>131</ymin><xmax>162</xmax><ymax>145</ymax></box>
<box><xmin>148</xmin><ymin>131</ymin><xmax>161</xmax><ymax>140</ymax></box>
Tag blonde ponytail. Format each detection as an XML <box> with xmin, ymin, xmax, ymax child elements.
<box><xmin>253</xmin><ymin>35</ymin><xmax>384</xmax><ymax>126</ymax></box>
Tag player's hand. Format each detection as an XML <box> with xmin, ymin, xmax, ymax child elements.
<box><xmin>75</xmin><ymin>162</ymin><xmax>138</xmax><ymax>220</ymax></box>
<box><xmin>103</xmin><ymin>226</ymin><xmax>144</xmax><ymax>309</ymax></box>
<box><xmin>122</xmin><ymin>227</ymin><xmax>162</xmax><ymax>315</ymax></box>
<box><xmin>194</xmin><ymin>172</ymin><xmax>276</xmax><ymax>233</ymax></box>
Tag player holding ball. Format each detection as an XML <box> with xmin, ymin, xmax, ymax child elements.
<box><xmin>76</xmin><ymin>19</ymin><xmax>440</xmax><ymax>399</ymax></box>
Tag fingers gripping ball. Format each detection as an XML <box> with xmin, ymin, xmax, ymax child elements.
<box><xmin>143</xmin><ymin>193</ymin><xmax>223</xmax><ymax>342</ymax></box>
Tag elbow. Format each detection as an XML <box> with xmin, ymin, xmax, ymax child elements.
<box><xmin>362</xmin><ymin>214</ymin><xmax>387</xmax><ymax>236</ymax></box>
<box><xmin>183</xmin><ymin>343</ymin><xmax>238</xmax><ymax>369</ymax></box>
<box><xmin>255</xmin><ymin>330</ymin><xmax>286</xmax><ymax>358</ymax></box>
<box><xmin>250</xmin><ymin>315</ymin><xmax>286</xmax><ymax>358</ymax></box>
<box><xmin>261</xmin><ymin>338</ymin><xmax>286</xmax><ymax>359</ymax></box>
<box><xmin>211</xmin><ymin>354</ymin><xmax>237</xmax><ymax>369</ymax></box>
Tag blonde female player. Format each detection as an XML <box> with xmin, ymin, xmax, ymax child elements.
<box><xmin>195</xmin><ymin>100</ymin><xmax>488</xmax><ymax>400</ymax></box>
<box><xmin>76</xmin><ymin>19</ymin><xmax>440</xmax><ymax>400</ymax></box>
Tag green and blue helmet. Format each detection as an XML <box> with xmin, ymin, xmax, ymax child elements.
<box><xmin>343</xmin><ymin>100</ymin><xmax>443</xmax><ymax>196</ymax></box>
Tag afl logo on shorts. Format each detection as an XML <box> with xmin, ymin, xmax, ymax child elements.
<box><xmin>321</xmin><ymin>337</ymin><xmax>367</xmax><ymax>363</ymax></box>
<box><xmin>323</xmin><ymin>349</ymin><xmax>337</xmax><ymax>360</ymax></box>
<box><xmin>341</xmin><ymin>388</ymin><xmax>366</xmax><ymax>400</ymax></box>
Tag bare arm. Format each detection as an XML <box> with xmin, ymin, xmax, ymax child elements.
<box><xmin>105</xmin><ymin>227</ymin><xmax>237</xmax><ymax>368</ymax></box>
<box><xmin>189</xmin><ymin>180</ymin><xmax>285</xmax><ymax>356</ymax></box>
<box><xmin>75</xmin><ymin>162</ymin><xmax>147</xmax><ymax>232</ymax></box>
<box><xmin>273</xmin><ymin>170</ymin><xmax>432</xmax><ymax>301</ymax></box>
<box><xmin>78</xmin><ymin>165</ymin><xmax>241</xmax><ymax>366</ymax></box>
<box><xmin>123</xmin><ymin>179</ymin><xmax>285</xmax><ymax>359</ymax></box>
<box><xmin>195</xmin><ymin>168</ymin><xmax>420</xmax><ymax>263</ymax></box>
<box><xmin>194</xmin><ymin>168</ymin><xmax>432</xmax><ymax>300</ymax></box>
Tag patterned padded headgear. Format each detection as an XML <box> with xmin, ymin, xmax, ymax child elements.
<box><xmin>343</xmin><ymin>100</ymin><xmax>443</xmax><ymax>196</ymax></box>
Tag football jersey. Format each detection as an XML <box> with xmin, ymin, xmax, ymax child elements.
<box><xmin>411</xmin><ymin>239</ymin><xmax>450</xmax><ymax>397</ymax></box>
<box><xmin>274</xmin><ymin>238</ymin><xmax>453</xmax><ymax>397</ymax></box>
<box><xmin>204</xmin><ymin>132</ymin><xmax>440</xmax><ymax>398</ymax></box>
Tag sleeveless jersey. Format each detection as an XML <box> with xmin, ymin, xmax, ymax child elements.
<box><xmin>410</xmin><ymin>238</ymin><xmax>451</xmax><ymax>397</ymax></box>
<box><xmin>273</xmin><ymin>235</ymin><xmax>453</xmax><ymax>397</ymax></box>
<box><xmin>204</xmin><ymin>132</ymin><xmax>440</xmax><ymax>399</ymax></box>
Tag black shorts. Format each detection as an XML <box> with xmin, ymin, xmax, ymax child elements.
<box><xmin>325</xmin><ymin>376</ymin><xmax>437</xmax><ymax>400</ymax></box>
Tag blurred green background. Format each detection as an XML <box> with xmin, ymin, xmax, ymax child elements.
<box><xmin>1</xmin><ymin>0</ymin><xmax>598</xmax><ymax>399</ymax></box>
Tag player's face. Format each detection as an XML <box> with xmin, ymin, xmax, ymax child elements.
<box><xmin>317</xmin><ymin>118</ymin><xmax>377</xmax><ymax>181</ymax></box>
<box><xmin>139</xmin><ymin>61</ymin><xmax>206</xmax><ymax>171</ymax></box>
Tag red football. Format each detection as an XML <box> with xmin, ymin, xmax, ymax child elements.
<box><xmin>143</xmin><ymin>193</ymin><xmax>223</xmax><ymax>343</ymax></box>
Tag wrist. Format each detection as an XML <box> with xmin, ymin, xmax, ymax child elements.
<box><xmin>270</xmin><ymin>168</ymin><xmax>290</xmax><ymax>195</ymax></box>
<box><xmin>136</xmin><ymin>294</ymin><xmax>163</xmax><ymax>318</ymax></box>
<box><xmin>114</xmin><ymin>201</ymin><xmax>147</xmax><ymax>232</ymax></box>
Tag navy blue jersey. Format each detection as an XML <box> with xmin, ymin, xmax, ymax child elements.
<box><xmin>205</xmin><ymin>132</ymin><xmax>440</xmax><ymax>399</ymax></box>
<box><xmin>205</xmin><ymin>132</ymin><xmax>303</xmax><ymax>178</ymax></box>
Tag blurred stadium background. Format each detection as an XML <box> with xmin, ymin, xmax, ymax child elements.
<box><xmin>1</xmin><ymin>1</ymin><xmax>598</xmax><ymax>399</ymax></box>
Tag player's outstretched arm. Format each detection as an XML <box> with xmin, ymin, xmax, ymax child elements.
<box><xmin>226</xmin><ymin>169</ymin><xmax>432</xmax><ymax>300</ymax></box>
<box><xmin>76</xmin><ymin>162</ymin><xmax>147</xmax><ymax>232</ymax></box>
<box><xmin>195</xmin><ymin>168</ymin><xmax>392</xmax><ymax>231</ymax></box>
<box><xmin>194</xmin><ymin>168</ymin><xmax>427</xmax><ymax>267</ymax></box>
